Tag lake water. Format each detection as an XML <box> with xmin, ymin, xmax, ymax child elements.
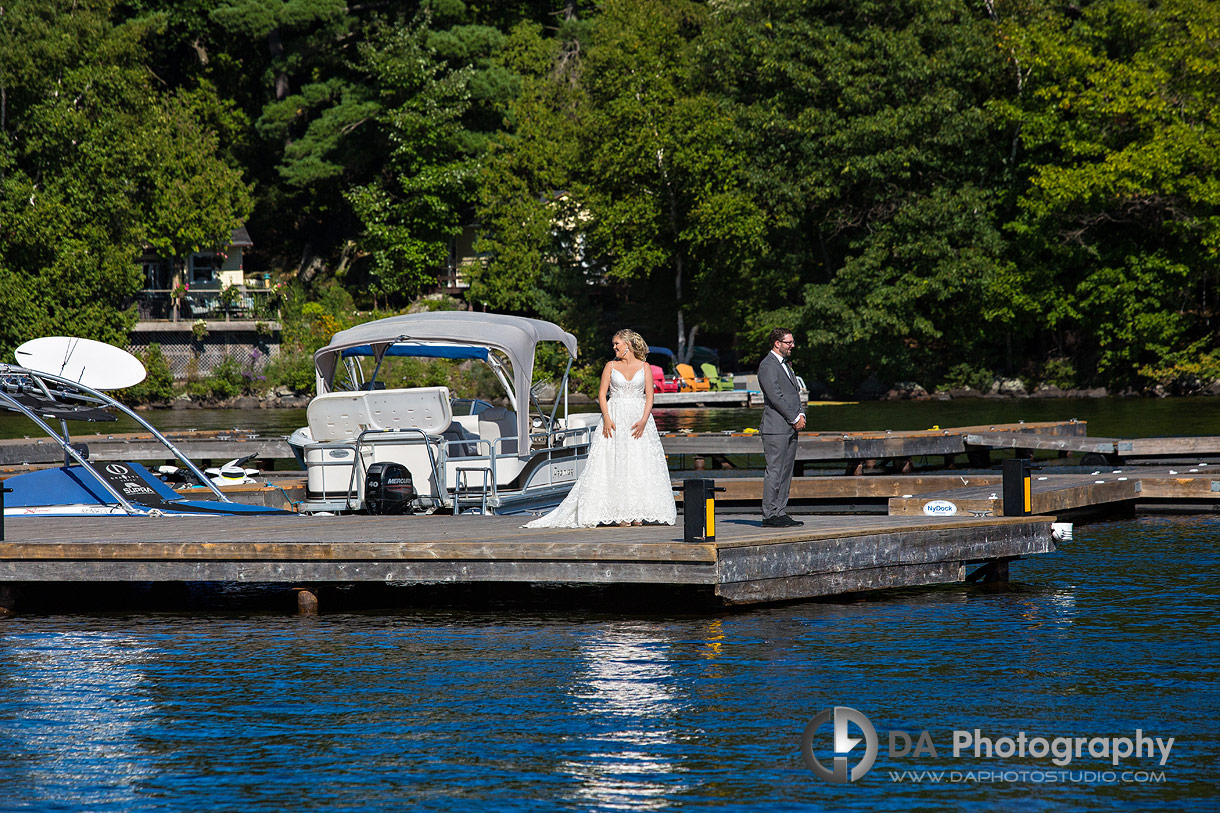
<box><xmin>0</xmin><ymin>397</ymin><xmax>1217</xmax><ymax>810</ymax></box>
<box><xmin>5</xmin><ymin>392</ymin><xmax>1214</xmax><ymax>439</ymax></box>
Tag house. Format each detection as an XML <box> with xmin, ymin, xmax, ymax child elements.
<box><xmin>130</xmin><ymin>227</ymin><xmax>281</xmax><ymax>381</ymax></box>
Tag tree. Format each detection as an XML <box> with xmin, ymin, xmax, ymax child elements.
<box><xmin>994</xmin><ymin>0</ymin><xmax>1220</xmax><ymax>386</ymax></box>
<box><xmin>467</xmin><ymin>13</ymin><xmax>598</xmax><ymax>337</ymax></box>
<box><xmin>693</xmin><ymin>0</ymin><xmax>1014</xmax><ymax>388</ymax></box>
<box><xmin>342</xmin><ymin>18</ymin><xmax>480</xmax><ymax>302</ymax></box>
<box><xmin>473</xmin><ymin>0</ymin><xmax>767</xmax><ymax>363</ymax></box>
<box><xmin>0</xmin><ymin>0</ymin><xmax>252</xmax><ymax>352</ymax></box>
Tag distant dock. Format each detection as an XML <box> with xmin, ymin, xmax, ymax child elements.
<box><xmin>6</xmin><ymin>419</ymin><xmax>1219</xmax><ymax>472</ymax></box>
<box><xmin>652</xmin><ymin>390</ymin><xmax>762</xmax><ymax>407</ymax></box>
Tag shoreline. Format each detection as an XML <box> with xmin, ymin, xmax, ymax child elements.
<box><xmin>135</xmin><ymin>385</ymin><xmax>1219</xmax><ymax>411</ymax></box>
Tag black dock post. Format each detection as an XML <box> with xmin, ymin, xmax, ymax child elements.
<box><xmin>683</xmin><ymin>479</ymin><xmax>725</xmax><ymax>543</ymax></box>
<box><xmin>1002</xmin><ymin>459</ymin><xmax>1033</xmax><ymax>516</ymax></box>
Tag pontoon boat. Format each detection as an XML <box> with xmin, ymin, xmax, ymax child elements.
<box><xmin>287</xmin><ymin>312</ymin><xmax>598</xmax><ymax>515</ymax></box>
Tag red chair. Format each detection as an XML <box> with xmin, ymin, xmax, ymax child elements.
<box><xmin>651</xmin><ymin>364</ymin><xmax>680</xmax><ymax>393</ymax></box>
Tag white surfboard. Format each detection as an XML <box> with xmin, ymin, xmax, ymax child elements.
<box><xmin>14</xmin><ymin>336</ymin><xmax>147</xmax><ymax>390</ymax></box>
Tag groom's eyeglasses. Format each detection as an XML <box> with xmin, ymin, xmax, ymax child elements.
<box><xmin>779</xmin><ymin>340</ymin><xmax>795</xmax><ymax>346</ymax></box>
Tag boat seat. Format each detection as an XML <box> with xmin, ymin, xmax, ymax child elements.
<box><xmin>305</xmin><ymin>387</ymin><xmax>454</xmax><ymax>505</ymax></box>
<box><xmin>307</xmin><ymin>386</ymin><xmax>453</xmax><ymax>441</ymax></box>
<box><xmin>442</xmin><ymin>420</ymin><xmax>478</xmax><ymax>457</ymax></box>
<box><xmin>477</xmin><ymin>406</ymin><xmax>518</xmax><ymax>455</ymax></box>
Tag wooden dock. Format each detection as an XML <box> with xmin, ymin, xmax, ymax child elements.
<box><xmin>0</xmin><ymin>419</ymin><xmax>1089</xmax><ymax>467</ymax></box>
<box><xmin>660</xmin><ymin>420</ymin><xmax>1090</xmax><ymax>471</ymax></box>
<box><xmin>0</xmin><ymin>429</ymin><xmax>285</xmax><ymax>466</ymax></box>
<box><xmin>4</xmin><ymin>417</ymin><xmax>1218</xmax><ymax>614</ymax></box>
<box><xmin>72</xmin><ymin>460</ymin><xmax>1219</xmax><ymax>520</ymax></box>
<box><xmin>0</xmin><ymin>512</ymin><xmax>1053</xmax><ymax>610</ymax></box>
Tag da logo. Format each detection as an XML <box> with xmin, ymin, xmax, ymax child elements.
<box><xmin>801</xmin><ymin>706</ymin><xmax>879</xmax><ymax>783</ymax></box>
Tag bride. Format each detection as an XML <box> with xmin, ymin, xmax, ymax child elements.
<box><xmin>525</xmin><ymin>329</ymin><xmax>676</xmax><ymax>528</ymax></box>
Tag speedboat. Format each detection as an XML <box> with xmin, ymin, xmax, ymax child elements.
<box><xmin>287</xmin><ymin>312</ymin><xmax>598</xmax><ymax>515</ymax></box>
<box><xmin>0</xmin><ymin>337</ymin><xmax>291</xmax><ymax>518</ymax></box>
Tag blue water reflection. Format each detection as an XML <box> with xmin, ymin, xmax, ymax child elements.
<box><xmin>1</xmin><ymin>515</ymin><xmax>1217</xmax><ymax>810</ymax></box>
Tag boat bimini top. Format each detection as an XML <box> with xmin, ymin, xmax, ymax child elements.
<box><xmin>313</xmin><ymin>312</ymin><xmax>579</xmax><ymax>450</ymax></box>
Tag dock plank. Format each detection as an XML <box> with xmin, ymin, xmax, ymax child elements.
<box><xmin>660</xmin><ymin>420</ymin><xmax>1085</xmax><ymax>461</ymax></box>
<box><xmin>703</xmin><ymin>474</ymin><xmax>1002</xmax><ymax>502</ymax></box>
<box><xmin>716</xmin><ymin>519</ymin><xmax>1051</xmax><ymax>604</ymax></box>
<box><xmin>1137</xmin><ymin>474</ymin><xmax>1220</xmax><ymax>498</ymax></box>
<box><xmin>1118</xmin><ymin>437</ymin><xmax>1220</xmax><ymax>456</ymax></box>
<box><xmin>964</xmin><ymin>432</ymin><xmax>1118</xmax><ymax>453</ymax></box>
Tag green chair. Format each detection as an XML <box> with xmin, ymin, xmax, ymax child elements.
<box><xmin>700</xmin><ymin>363</ymin><xmax>734</xmax><ymax>391</ymax></box>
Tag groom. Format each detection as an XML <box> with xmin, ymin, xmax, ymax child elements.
<box><xmin>758</xmin><ymin>328</ymin><xmax>805</xmax><ymax>527</ymax></box>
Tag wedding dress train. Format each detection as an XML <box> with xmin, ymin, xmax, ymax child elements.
<box><xmin>524</xmin><ymin>366</ymin><xmax>676</xmax><ymax>528</ymax></box>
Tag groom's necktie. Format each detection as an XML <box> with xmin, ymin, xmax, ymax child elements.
<box><xmin>781</xmin><ymin>357</ymin><xmax>795</xmax><ymax>382</ymax></box>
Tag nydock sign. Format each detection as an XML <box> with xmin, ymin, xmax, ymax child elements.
<box><xmin>921</xmin><ymin>500</ymin><xmax>958</xmax><ymax>517</ymax></box>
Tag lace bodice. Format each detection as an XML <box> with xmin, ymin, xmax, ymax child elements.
<box><xmin>610</xmin><ymin>365</ymin><xmax>646</xmax><ymax>399</ymax></box>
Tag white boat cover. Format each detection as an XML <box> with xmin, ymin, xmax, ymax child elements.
<box><xmin>313</xmin><ymin>311</ymin><xmax>578</xmax><ymax>449</ymax></box>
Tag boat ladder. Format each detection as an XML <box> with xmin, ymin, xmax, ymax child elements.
<box><xmin>454</xmin><ymin>466</ymin><xmax>493</xmax><ymax>515</ymax></box>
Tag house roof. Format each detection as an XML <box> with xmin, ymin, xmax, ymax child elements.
<box><xmin>230</xmin><ymin>226</ymin><xmax>253</xmax><ymax>247</ymax></box>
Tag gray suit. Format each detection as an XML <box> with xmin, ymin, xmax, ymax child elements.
<box><xmin>758</xmin><ymin>352</ymin><xmax>802</xmax><ymax>520</ymax></box>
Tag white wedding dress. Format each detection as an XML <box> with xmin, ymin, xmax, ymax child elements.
<box><xmin>525</xmin><ymin>366</ymin><xmax>676</xmax><ymax>528</ymax></box>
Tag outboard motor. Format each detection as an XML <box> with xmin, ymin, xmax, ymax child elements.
<box><xmin>364</xmin><ymin>462</ymin><xmax>414</xmax><ymax>515</ymax></box>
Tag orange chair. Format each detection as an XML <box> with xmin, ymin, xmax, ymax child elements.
<box><xmin>675</xmin><ymin>363</ymin><xmax>710</xmax><ymax>392</ymax></box>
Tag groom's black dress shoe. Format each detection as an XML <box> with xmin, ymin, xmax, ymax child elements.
<box><xmin>762</xmin><ymin>516</ymin><xmax>803</xmax><ymax>528</ymax></box>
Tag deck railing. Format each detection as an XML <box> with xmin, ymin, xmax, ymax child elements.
<box><xmin>134</xmin><ymin>289</ymin><xmax>282</xmax><ymax>322</ymax></box>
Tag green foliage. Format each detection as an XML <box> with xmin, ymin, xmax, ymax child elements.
<box><xmin>566</xmin><ymin>363</ymin><xmax>605</xmax><ymax>401</ymax></box>
<box><xmin>5</xmin><ymin>0</ymin><xmax>1219</xmax><ymax>397</ymax></box>
<box><xmin>468</xmin><ymin>20</ymin><xmax>592</xmax><ymax>323</ymax></box>
<box><xmin>1040</xmin><ymin>357</ymin><xmax>1076</xmax><ymax>390</ymax></box>
<box><xmin>0</xmin><ymin>0</ymin><xmax>251</xmax><ymax>356</ymax></box>
<box><xmin>254</xmin><ymin>279</ymin><xmax>355</xmax><ymax>393</ymax></box>
<box><xmin>186</xmin><ymin>353</ymin><xmax>244</xmax><ymax>400</ymax></box>
<box><xmin>1139</xmin><ymin>343</ymin><xmax>1220</xmax><ymax>391</ymax></box>
<box><xmin>121</xmin><ymin>343</ymin><xmax>176</xmax><ymax>404</ymax></box>
<box><xmin>995</xmin><ymin>0</ymin><xmax>1220</xmax><ymax>387</ymax></box>
<box><xmin>473</xmin><ymin>0</ymin><xmax>768</xmax><ymax>362</ymax></box>
<box><xmin>940</xmin><ymin>363</ymin><xmax>994</xmax><ymax>394</ymax></box>
<box><xmin>694</xmin><ymin>0</ymin><xmax>1014</xmax><ymax>388</ymax></box>
<box><xmin>345</xmin><ymin>19</ymin><xmax>478</xmax><ymax>301</ymax></box>
<box><xmin>261</xmin><ymin>350</ymin><xmax>316</xmax><ymax>394</ymax></box>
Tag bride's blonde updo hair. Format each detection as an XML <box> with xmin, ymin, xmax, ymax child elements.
<box><xmin>614</xmin><ymin>329</ymin><xmax>649</xmax><ymax>361</ymax></box>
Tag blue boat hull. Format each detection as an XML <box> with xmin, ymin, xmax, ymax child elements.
<box><xmin>3</xmin><ymin>463</ymin><xmax>291</xmax><ymax>517</ymax></box>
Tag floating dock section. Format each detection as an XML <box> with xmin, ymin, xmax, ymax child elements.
<box><xmin>5</xmin><ymin>420</ymin><xmax>1220</xmax><ymax>471</ymax></box>
<box><xmin>0</xmin><ymin>513</ymin><xmax>1052</xmax><ymax>610</ymax></box>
